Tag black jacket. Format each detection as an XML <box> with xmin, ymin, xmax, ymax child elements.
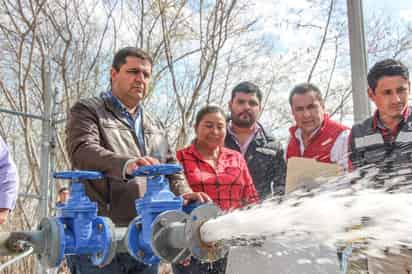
<box><xmin>225</xmin><ymin>123</ymin><xmax>286</xmax><ymax>199</ymax></box>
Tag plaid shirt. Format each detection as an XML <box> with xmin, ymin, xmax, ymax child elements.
<box><xmin>372</xmin><ymin>107</ymin><xmax>410</xmax><ymax>143</ymax></box>
<box><xmin>177</xmin><ymin>144</ymin><xmax>259</xmax><ymax>211</ymax></box>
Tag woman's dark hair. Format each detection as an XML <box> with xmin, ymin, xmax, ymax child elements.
<box><xmin>195</xmin><ymin>105</ymin><xmax>227</xmax><ymax>127</ymax></box>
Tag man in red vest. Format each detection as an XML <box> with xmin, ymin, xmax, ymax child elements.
<box><xmin>286</xmin><ymin>83</ymin><xmax>349</xmax><ymax>169</ymax></box>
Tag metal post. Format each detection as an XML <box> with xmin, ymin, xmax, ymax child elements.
<box><xmin>347</xmin><ymin>0</ymin><xmax>371</xmax><ymax>123</ymax></box>
<box><xmin>39</xmin><ymin>58</ymin><xmax>53</xmax><ymax>221</ymax></box>
<box><xmin>36</xmin><ymin>57</ymin><xmax>53</xmax><ymax>274</ymax></box>
<box><xmin>48</xmin><ymin>88</ymin><xmax>58</xmax><ymax>212</ymax></box>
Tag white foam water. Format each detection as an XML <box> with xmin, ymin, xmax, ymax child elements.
<box><xmin>200</xmin><ymin>167</ymin><xmax>412</xmax><ymax>256</ymax></box>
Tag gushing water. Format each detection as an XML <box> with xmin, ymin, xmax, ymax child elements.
<box><xmin>200</xmin><ymin>165</ymin><xmax>412</xmax><ymax>256</ymax></box>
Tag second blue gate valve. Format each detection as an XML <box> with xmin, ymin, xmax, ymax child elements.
<box><xmin>125</xmin><ymin>164</ymin><xmax>202</xmax><ymax>264</ymax></box>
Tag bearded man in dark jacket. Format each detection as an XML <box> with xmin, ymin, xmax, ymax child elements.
<box><xmin>225</xmin><ymin>82</ymin><xmax>286</xmax><ymax>199</ymax></box>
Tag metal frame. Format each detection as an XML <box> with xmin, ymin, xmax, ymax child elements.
<box><xmin>0</xmin><ymin>60</ymin><xmax>58</xmax><ymax>274</ymax></box>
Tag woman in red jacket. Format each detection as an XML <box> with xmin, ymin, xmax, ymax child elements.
<box><xmin>173</xmin><ymin>105</ymin><xmax>259</xmax><ymax>274</ymax></box>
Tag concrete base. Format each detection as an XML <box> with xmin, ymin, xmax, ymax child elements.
<box><xmin>226</xmin><ymin>241</ymin><xmax>340</xmax><ymax>274</ymax></box>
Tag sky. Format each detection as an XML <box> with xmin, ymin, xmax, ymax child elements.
<box><xmin>253</xmin><ymin>0</ymin><xmax>412</xmax><ymax>52</ymax></box>
<box><xmin>364</xmin><ymin>0</ymin><xmax>412</xmax><ymax>22</ymax></box>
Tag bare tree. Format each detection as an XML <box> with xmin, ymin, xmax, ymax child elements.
<box><xmin>0</xmin><ymin>0</ymin><xmax>110</xmax><ymax>272</ymax></box>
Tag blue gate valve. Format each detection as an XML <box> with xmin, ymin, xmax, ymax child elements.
<box><xmin>3</xmin><ymin>167</ymin><xmax>224</xmax><ymax>268</ymax></box>
<box><xmin>36</xmin><ymin>171</ymin><xmax>116</xmax><ymax>268</ymax></box>
<box><xmin>125</xmin><ymin>164</ymin><xmax>190</xmax><ymax>264</ymax></box>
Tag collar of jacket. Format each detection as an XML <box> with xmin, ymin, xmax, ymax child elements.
<box><xmin>102</xmin><ymin>91</ymin><xmax>153</xmax><ymax>130</ymax></box>
<box><xmin>254</xmin><ymin>123</ymin><xmax>274</xmax><ymax>146</ymax></box>
<box><xmin>102</xmin><ymin>92</ymin><xmax>160</xmax><ymax>135</ymax></box>
<box><xmin>289</xmin><ymin>114</ymin><xmax>333</xmax><ymax>143</ymax></box>
<box><xmin>101</xmin><ymin>92</ymin><xmax>133</xmax><ymax>128</ymax></box>
<box><xmin>227</xmin><ymin>120</ymin><xmax>272</xmax><ymax>147</ymax></box>
<box><xmin>372</xmin><ymin>107</ymin><xmax>411</xmax><ymax>133</ymax></box>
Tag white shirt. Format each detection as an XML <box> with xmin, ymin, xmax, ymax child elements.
<box><xmin>227</xmin><ymin>121</ymin><xmax>260</xmax><ymax>155</ymax></box>
<box><xmin>292</xmin><ymin>128</ymin><xmax>350</xmax><ymax>170</ymax></box>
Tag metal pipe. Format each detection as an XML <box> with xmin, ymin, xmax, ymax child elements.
<box><xmin>0</xmin><ymin>231</ymin><xmax>44</xmax><ymax>256</ymax></box>
<box><xmin>162</xmin><ymin>222</ymin><xmax>189</xmax><ymax>249</ymax></box>
<box><xmin>49</xmin><ymin>87</ymin><xmax>60</xmax><ymax>213</ymax></box>
<box><xmin>0</xmin><ymin>232</ymin><xmax>18</xmax><ymax>256</ymax></box>
<box><xmin>347</xmin><ymin>0</ymin><xmax>371</xmax><ymax>123</ymax></box>
<box><xmin>0</xmin><ymin>227</ymin><xmax>130</xmax><ymax>257</ymax></box>
<box><xmin>114</xmin><ymin>227</ymin><xmax>128</xmax><ymax>253</ymax></box>
<box><xmin>0</xmin><ymin>107</ymin><xmax>45</xmax><ymax>121</ymax></box>
<box><xmin>38</xmin><ymin>56</ymin><xmax>53</xmax><ymax>236</ymax></box>
<box><xmin>0</xmin><ymin>247</ymin><xmax>34</xmax><ymax>271</ymax></box>
<box><xmin>18</xmin><ymin>193</ymin><xmax>42</xmax><ymax>199</ymax></box>
<box><xmin>150</xmin><ymin>204</ymin><xmax>226</xmax><ymax>263</ymax></box>
<box><xmin>0</xmin><ymin>206</ymin><xmax>224</xmax><ymax>268</ymax></box>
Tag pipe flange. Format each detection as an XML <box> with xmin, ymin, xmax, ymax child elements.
<box><xmin>152</xmin><ymin>210</ymin><xmax>191</xmax><ymax>263</ymax></box>
<box><xmin>90</xmin><ymin>217</ymin><xmax>117</xmax><ymax>267</ymax></box>
<box><xmin>185</xmin><ymin>204</ymin><xmax>228</xmax><ymax>262</ymax></box>
<box><xmin>37</xmin><ymin>217</ymin><xmax>65</xmax><ymax>268</ymax></box>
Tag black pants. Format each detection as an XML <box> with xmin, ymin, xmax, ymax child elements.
<box><xmin>66</xmin><ymin>253</ymin><xmax>158</xmax><ymax>274</ymax></box>
<box><xmin>172</xmin><ymin>257</ymin><xmax>227</xmax><ymax>274</ymax></box>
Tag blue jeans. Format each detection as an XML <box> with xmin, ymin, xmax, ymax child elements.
<box><xmin>66</xmin><ymin>253</ymin><xmax>158</xmax><ymax>274</ymax></box>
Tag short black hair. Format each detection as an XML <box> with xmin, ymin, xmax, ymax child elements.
<box><xmin>289</xmin><ymin>83</ymin><xmax>323</xmax><ymax>106</ymax></box>
<box><xmin>58</xmin><ymin>187</ymin><xmax>69</xmax><ymax>194</ymax></box>
<box><xmin>112</xmin><ymin>47</ymin><xmax>153</xmax><ymax>72</ymax></box>
<box><xmin>231</xmin><ymin>81</ymin><xmax>262</xmax><ymax>103</ymax></box>
<box><xmin>195</xmin><ymin>105</ymin><xmax>227</xmax><ymax>127</ymax></box>
<box><xmin>367</xmin><ymin>59</ymin><xmax>409</xmax><ymax>92</ymax></box>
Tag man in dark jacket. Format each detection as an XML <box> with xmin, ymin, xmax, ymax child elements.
<box><xmin>349</xmin><ymin>59</ymin><xmax>412</xmax><ymax>273</ymax></box>
<box><xmin>65</xmin><ymin>47</ymin><xmax>210</xmax><ymax>274</ymax></box>
<box><xmin>225</xmin><ymin>81</ymin><xmax>286</xmax><ymax>199</ymax></box>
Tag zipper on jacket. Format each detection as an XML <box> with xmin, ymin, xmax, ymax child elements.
<box><xmin>107</xmin><ymin>181</ymin><xmax>111</xmax><ymax>213</ymax></box>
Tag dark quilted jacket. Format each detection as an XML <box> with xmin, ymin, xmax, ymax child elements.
<box><xmin>225</xmin><ymin>123</ymin><xmax>286</xmax><ymax>199</ymax></box>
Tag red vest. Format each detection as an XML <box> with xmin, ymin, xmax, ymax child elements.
<box><xmin>286</xmin><ymin>115</ymin><xmax>348</xmax><ymax>163</ymax></box>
